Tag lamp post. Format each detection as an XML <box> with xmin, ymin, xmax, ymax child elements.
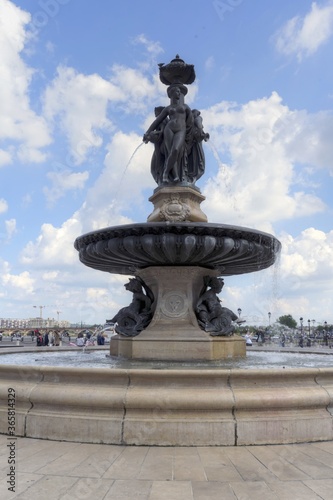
<box><xmin>56</xmin><ymin>311</ymin><xmax>61</xmax><ymax>325</ymax></box>
<box><xmin>307</xmin><ymin>319</ymin><xmax>311</xmax><ymax>336</ymax></box>
<box><xmin>299</xmin><ymin>317</ymin><xmax>304</xmax><ymax>347</ymax></box>
<box><xmin>268</xmin><ymin>312</ymin><xmax>271</xmax><ymax>326</ymax></box>
<box><xmin>237</xmin><ymin>308</ymin><xmax>242</xmax><ymax>334</ymax></box>
<box><xmin>324</xmin><ymin>321</ymin><xmax>328</xmax><ymax>346</ymax></box>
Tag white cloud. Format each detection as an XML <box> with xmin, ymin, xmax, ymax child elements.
<box><xmin>268</xmin><ymin>228</ymin><xmax>333</xmax><ymax>321</ymax></box>
<box><xmin>1</xmin><ymin>260</ymin><xmax>35</xmax><ymax>295</ymax></box>
<box><xmin>280</xmin><ymin>228</ymin><xmax>333</xmax><ymax>279</ymax></box>
<box><xmin>274</xmin><ymin>1</ymin><xmax>333</xmax><ymax>60</ymax></box>
<box><xmin>0</xmin><ymin>198</ymin><xmax>8</xmax><ymax>213</ymax></box>
<box><xmin>201</xmin><ymin>92</ymin><xmax>327</xmax><ymax>229</ymax></box>
<box><xmin>21</xmin><ymin>216</ymin><xmax>82</xmax><ymax>268</ymax></box>
<box><xmin>132</xmin><ymin>34</ymin><xmax>164</xmax><ymax>58</ymax></box>
<box><xmin>204</xmin><ymin>56</ymin><xmax>215</xmax><ymax>71</ymax></box>
<box><xmin>42</xmin><ymin>63</ymin><xmax>161</xmax><ymax>165</ymax></box>
<box><xmin>0</xmin><ymin>149</ymin><xmax>12</xmax><ymax>166</ymax></box>
<box><xmin>43</xmin><ymin>170</ymin><xmax>89</xmax><ymax>204</ymax></box>
<box><xmin>0</xmin><ymin>0</ymin><xmax>52</xmax><ymax>163</ymax></box>
<box><xmin>5</xmin><ymin>219</ymin><xmax>16</xmax><ymax>240</ymax></box>
<box><xmin>42</xmin><ymin>66</ymin><xmax>117</xmax><ymax>165</ymax></box>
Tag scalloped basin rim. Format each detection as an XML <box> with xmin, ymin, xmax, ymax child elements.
<box><xmin>74</xmin><ymin>222</ymin><xmax>281</xmax><ymax>276</ymax></box>
<box><xmin>74</xmin><ymin>222</ymin><xmax>281</xmax><ymax>248</ymax></box>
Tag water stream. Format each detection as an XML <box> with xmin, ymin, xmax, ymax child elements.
<box><xmin>108</xmin><ymin>142</ymin><xmax>145</xmax><ymax>217</ymax></box>
<box><xmin>205</xmin><ymin>140</ymin><xmax>241</xmax><ymax>219</ymax></box>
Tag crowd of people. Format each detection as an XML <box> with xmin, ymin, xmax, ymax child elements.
<box><xmin>33</xmin><ymin>328</ymin><xmax>109</xmax><ymax>347</ymax></box>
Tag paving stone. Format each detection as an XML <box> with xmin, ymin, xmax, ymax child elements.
<box><xmin>230</xmin><ymin>480</ymin><xmax>279</xmax><ymax>500</ymax></box>
<box><xmin>149</xmin><ymin>480</ymin><xmax>193</xmax><ymax>500</ymax></box>
<box><xmin>303</xmin><ymin>479</ymin><xmax>333</xmax><ymax>500</ymax></box>
<box><xmin>104</xmin><ymin>479</ymin><xmax>152</xmax><ymax>499</ymax></box>
<box><xmin>192</xmin><ymin>480</ymin><xmax>237</xmax><ymax>500</ymax></box>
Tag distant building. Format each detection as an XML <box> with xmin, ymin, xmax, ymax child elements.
<box><xmin>0</xmin><ymin>318</ymin><xmax>30</xmax><ymax>329</ymax></box>
<box><xmin>0</xmin><ymin>317</ymin><xmax>70</xmax><ymax>330</ymax></box>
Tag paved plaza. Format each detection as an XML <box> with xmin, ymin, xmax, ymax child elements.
<box><xmin>1</xmin><ymin>435</ymin><xmax>333</xmax><ymax>499</ymax></box>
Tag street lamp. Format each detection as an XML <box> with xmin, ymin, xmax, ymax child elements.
<box><xmin>56</xmin><ymin>311</ymin><xmax>61</xmax><ymax>324</ymax></box>
<box><xmin>268</xmin><ymin>312</ymin><xmax>271</xmax><ymax>326</ymax></box>
<box><xmin>300</xmin><ymin>317</ymin><xmax>303</xmax><ymax>335</ymax></box>
<box><xmin>324</xmin><ymin>321</ymin><xmax>328</xmax><ymax>346</ymax></box>
<box><xmin>237</xmin><ymin>308</ymin><xmax>242</xmax><ymax>318</ymax></box>
<box><xmin>308</xmin><ymin>319</ymin><xmax>311</xmax><ymax>336</ymax></box>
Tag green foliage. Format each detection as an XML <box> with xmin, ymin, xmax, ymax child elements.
<box><xmin>277</xmin><ymin>314</ymin><xmax>297</xmax><ymax>329</ymax></box>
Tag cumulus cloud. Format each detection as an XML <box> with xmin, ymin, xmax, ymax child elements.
<box><xmin>274</xmin><ymin>1</ymin><xmax>333</xmax><ymax>60</ymax></box>
<box><xmin>280</xmin><ymin>228</ymin><xmax>333</xmax><ymax>279</ymax></box>
<box><xmin>1</xmin><ymin>260</ymin><xmax>35</xmax><ymax>295</ymax></box>
<box><xmin>21</xmin><ymin>216</ymin><xmax>82</xmax><ymax>268</ymax></box>
<box><xmin>0</xmin><ymin>149</ymin><xmax>12</xmax><ymax>166</ymax></box>
<box><xmin>132</xmin><ymin>34</ymin><xmax>164</xmax><ymax>57</ymax></box>
<box><xmin>201</xmin><ymin>92</ymin><xmax>327</xmax><ymax>230</ymax></box>
<box><xmin>42</xmin><ymin>61</ymin><xmax>163</xmax><ymax>165</ymax></box>
<box><xmin>269</xmin><ymin>228</ymin><xmax>333</xmax><ymax>321</ymax></box>
<box><xmin>5</xmin><ymin>219</ymin><xmax>16</xmax><ymax>240</ymax></box>
<box><xmin>43</xmin><ymin>170</ymin><xmax>89</xmax><ymax>204</ymax></box>
<box><xmin>0</xmin><ymin>198</ymin><xmax>8</xmax><ymax>213</ymax></box>
<box><xmin>42</xmin><ymin>66</ymin><xmax>117</xmax><ymax>165</ymax></box>
<box><xmin>0</xmin><ymin>0</ymin><xmax>52</xmax><ymax>163</ymax></box>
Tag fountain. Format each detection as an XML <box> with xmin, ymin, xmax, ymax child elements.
<box><xmin>74</xmin><ymin>55</ymin><xmax>280</xmax><ymax>362</ymax></box>
<box><xmin>0</xmin><ymin>56</ymin><xmax>332</xmax><ymax>446</ymax></box>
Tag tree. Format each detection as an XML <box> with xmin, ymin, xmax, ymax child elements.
<box><xmin>277</xmin><ymin>314</ymin><xmax>297</xmax><ymax>329</ymax></box>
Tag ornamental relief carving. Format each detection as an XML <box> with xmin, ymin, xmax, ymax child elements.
<box><xmin>159</xmin><ymin>195</ymin><xmax>190</xmax><ymax>222</ymax></box>
<box><xmin>161</xmin><ymin>291</ymin><xmax>187</xmax><ymax>318</ymax></box>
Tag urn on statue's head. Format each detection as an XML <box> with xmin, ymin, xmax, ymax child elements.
<box><xmin>158</xmin><ymin>54</ymin><xmax>196</xmax><ymax>86</ymax></box>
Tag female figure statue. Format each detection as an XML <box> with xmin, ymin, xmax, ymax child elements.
<box><xmin>186</xmin><ymin>109</ymin><xmax>210</xmax><ymax>184</ymax></box>
<box><xmin>143</xmin><ymin>85</ymin><xmax>193</xmax><ymax>184</ymax></box>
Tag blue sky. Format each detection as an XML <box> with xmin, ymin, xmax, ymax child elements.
<box><xmin>1</xmin><ymin>0</ymin><xmax>333</xmax><ymax>327</ymax></box>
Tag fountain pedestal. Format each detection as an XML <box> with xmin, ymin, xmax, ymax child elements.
<box><xmin>110</xmin><ymin>266</ymin><xmax>246</xmax><ymax>360</ymax></box>
<box><xmin>147</xmin><ymin>185</ymin><xmax>208</xmax><ymax>223</ymax></box>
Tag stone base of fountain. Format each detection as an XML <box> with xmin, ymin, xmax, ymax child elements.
<box><xmin>1</xmin><ymin>364</ymin><xmax>332</xmax><ymax>446</ymax></box>
<box><xmin>110</xmin><ymin>266</ymin><xmax>246</xmax><ymax>360</ymax></box>
<box><xmin>110</xmin><ymin>332</ymin><xmax>245</xmax><ymax>361</ymax></box>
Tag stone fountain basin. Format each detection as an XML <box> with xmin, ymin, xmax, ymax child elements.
<box><xmin>1</xmin><ymin>356</ymin><xmax>332</xmax><ymax>446</ymax></box>
<box><xmin>74</xmin><ymin>222</ymin><xmax>281</xmax><ymax>275</ymax></box>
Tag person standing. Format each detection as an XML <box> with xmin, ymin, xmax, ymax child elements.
<box><xmin>53</xmin><ymin>330</ymin><xmax>61</xmax><ymax>346</ymax></box>
<box><xmin>43</xmin><ymin>331</ymin><xmax>49</xmax><ymax>346</ymax></box>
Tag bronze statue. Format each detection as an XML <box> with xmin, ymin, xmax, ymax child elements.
<box><xmin>110</xmin><ymin>277</ymin><xmax>154</xmax><ymax>337</ymax></box>
<box><xmin>195</xmin><ymin>276</ymin><xmax>238</xmax><ymax>336</ymax></box>
<box><xmin>143</xmin><ymin>56</ymin><xmax>209</xmax><ymax>186</ymax></box>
